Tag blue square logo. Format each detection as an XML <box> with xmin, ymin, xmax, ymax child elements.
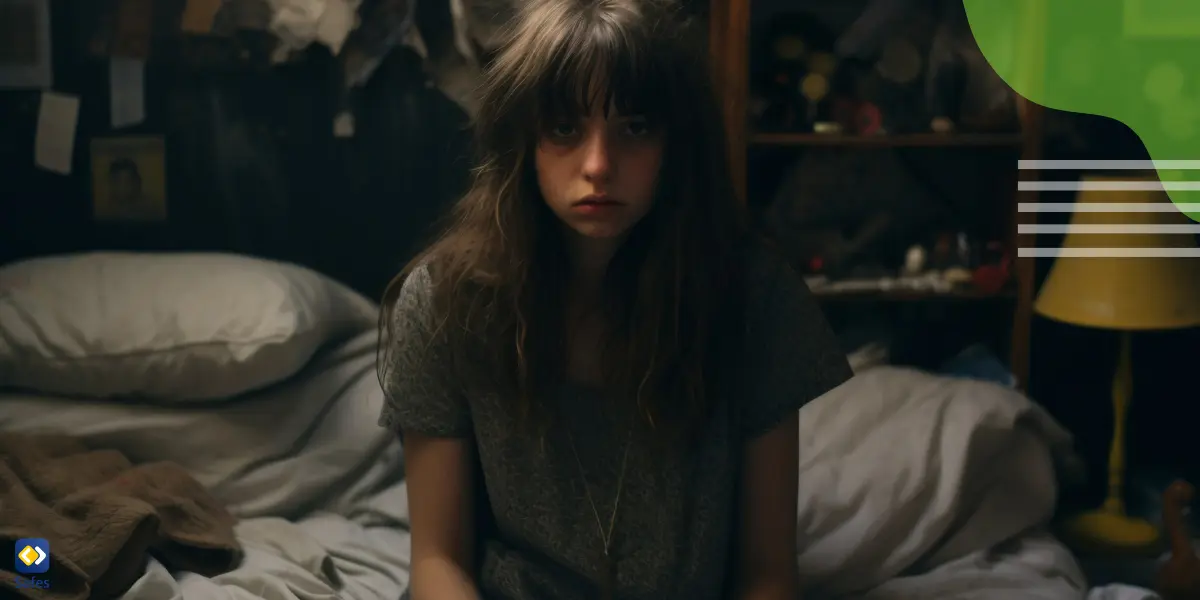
<box><xmin>15</xmin><ymin>539</ymin><xmax>50</xmax><ymax>574</ymax></box>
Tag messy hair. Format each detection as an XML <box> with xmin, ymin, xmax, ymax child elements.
<box><xmin>379</xmin><ymin>0</ymin><xmax>745</xmax><ymax>438</ymax></box>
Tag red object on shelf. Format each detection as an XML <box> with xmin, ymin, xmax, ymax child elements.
<box><xmin>973</xmin><ymin>256</ymin><xmax>1011</xmax><ymax>294</ymax></box>
<box><xmin>831</xmin><ymin>98</ymin><xmax>883</xmax><ymax>136</ymax></box>
<box><xmin>854</xmin><ymin>102</ymin><xmax>883</xmax><ymax>136</ymax></box>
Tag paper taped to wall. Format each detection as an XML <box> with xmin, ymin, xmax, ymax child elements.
<box><xmin>110</xmin><ymin>57</ymin><xmax>145</xmax><ymax>128</ymax></box>
<box><xmin>35</xmin><ymin>92</ymin><xmax>80</xmax><ymax>175</ymax></box>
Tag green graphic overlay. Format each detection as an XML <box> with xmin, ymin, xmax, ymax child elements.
<box><xmin>964</xmin><ymin>0</ymin><xmax>1200</xmax><ymax>221</ymax></box>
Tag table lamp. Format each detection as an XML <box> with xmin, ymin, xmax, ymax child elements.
<box><xmin>1035</xmin><ymin>174</ymin><xmax>1200</xmax><ymax>554</ymax></box>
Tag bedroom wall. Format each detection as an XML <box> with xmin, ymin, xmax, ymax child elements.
<box><xmin>0</xmin><ymin>0</ymin><xmax>472</xmax><ymax>301</ymax></box>
<box><xmin>2</xmin><ymin>0</ymin><xmax>1195</xmax><ymax>512</ymax></box>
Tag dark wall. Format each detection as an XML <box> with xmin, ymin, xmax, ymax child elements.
<box><xmin>2</xmin><ymin>0</ymin><xmax>1194</xmax><ymax>510</ymax></box>
<box><xmin>0</xmin><ymin>2</ymin><xmax>471</xmax><ymax>301</ymax></box>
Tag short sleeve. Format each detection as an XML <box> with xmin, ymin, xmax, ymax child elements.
<box><xmin>377</xmin><ymin>266</ymin><xmax>473</xmax><ymax>438</ymax></box>
<box><xmin>739</xmin><ymin>250</ymin><xmax>853</xmax><ymax>440</ymax></box>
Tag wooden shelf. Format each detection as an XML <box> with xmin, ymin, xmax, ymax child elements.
<box><xmin>812</xmin><ymin>287</ymin><xmax>1017</xmax><ymax>303</ymax></box>
<box><xmin>750</xmin><ymin>132</ymin><xmax>1025</xmax><ymax>148</ymax></box>
<box><xmin>709</xmin><ymin>0</ymin><xmax>1045</xmax><ymax>388</ymax></box>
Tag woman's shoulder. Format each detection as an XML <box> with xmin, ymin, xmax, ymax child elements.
<box><xmin>734</xmin><ymin>235</ymin><xmax>842</xmax><ymax>357</ymax></box>
<box><xmin>733</xmin><ymin>236</ymin><xmax>853</xmax><ymax>432</ymax></box>
<box><xmin>382</xmin><ymin>263</ymin><xmax>442</xmax><ymax>351</ymax></box>
<box><xmin>378</xmin><ymin>261</ymin><xmax>475</xmax><ymax>437</ymax></box>
<box><xmin>396</xmin><ymin>263</ymin><xmax>436</xmax><ymax>309</ymax></box>
<box><xmin>738</xmin><ymin>235</ymin><xmax>806</xmax><ymax>307</ymax></box>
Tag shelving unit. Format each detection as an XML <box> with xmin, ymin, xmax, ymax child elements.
<box><xmin>751</xmin><ymin>133</ymin><xmax>1025</xmax><ymax>148</ymax></box>
<box><xmin>708</xmin><ymin>1</ymin><xmax>1044</xmax><ymax>388</ymax></box>
<box><xmin>812</xmin><ymin>288</ymin><xmax>1018</xmax><ymax>303</ymax></box>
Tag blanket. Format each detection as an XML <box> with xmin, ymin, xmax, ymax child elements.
<box><xmin>0</xmin><ymin>434</ymin><xmax>242</xmax><ymax>600</ymax></box>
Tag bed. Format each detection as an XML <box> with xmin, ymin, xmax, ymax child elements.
<box><xmin>1</xmin><ymin>332</ymin><xmax>413</xmax><ymax>599</ymax></box>
<box><xmin>0</xmin><ymin>251</ymin><xmax>1161</xmax><ymax>600</ymax></box>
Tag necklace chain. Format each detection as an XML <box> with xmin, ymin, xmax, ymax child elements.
<box><xmin>565</xmin><ymin>412</ymin><xmax>636</xmax><ymax>558</ymax></box>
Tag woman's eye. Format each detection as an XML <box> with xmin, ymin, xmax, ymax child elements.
<box><xmin>549</xmin><ymin>123</ymin><xmax>577</xmax><ymax>138</ymax></box>
<box><xmin>624</xmin><ymin>119</ymin><xmax>651</xmax><ymax>137</ymax></box>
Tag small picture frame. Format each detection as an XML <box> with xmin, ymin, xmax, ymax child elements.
<box><xmin>0</xmin><ymin>0</ymin><xmax>53</xmax><ymax>89</ymax></box>
<box><xmin>90</xmin><ymin>136</ymin><xmax>169</xmax><ymax>222</ymax></box>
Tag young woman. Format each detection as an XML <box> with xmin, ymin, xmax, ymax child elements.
<box><xmin>377</xmin><ymin>0</ymin><xmax>852</xmax><ymax>598</ymax></box>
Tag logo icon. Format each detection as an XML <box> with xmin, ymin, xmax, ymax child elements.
<box><xmin>15</xmin><ymin>539</ymin><xmax>49</xmax><ymax>574</ymax></box>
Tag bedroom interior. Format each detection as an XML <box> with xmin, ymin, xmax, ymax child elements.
<box><xmin>1</xmin><ymin>0</ymin><xmax>1198</xmax><ymax>599</ymax></box>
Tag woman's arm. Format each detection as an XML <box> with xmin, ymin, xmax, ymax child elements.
<box><xmin>404</xmin><ymin>432</ymin><xmax>481</xmax><ymax>600</ymax></box>
<box><xmin>379</xmin><ymin>267</ymin><xmax>481</xmax><ymax>598</ymax></box>
<box><xmin>736</xmin><ymin>410</ymin><xmax>801</xmax><ymax>600</ymax></box>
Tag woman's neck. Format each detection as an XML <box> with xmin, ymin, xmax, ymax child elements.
<box><xmin>566</xmin><ymin>233</ymin><xmax>623</xmax><ymax>301</ymax></box>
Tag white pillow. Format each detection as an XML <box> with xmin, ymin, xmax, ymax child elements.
<box><xmin>0</xmin><ymin>331</ymin><xmax>402</xmax><ymax>521</ymax></box>
<box><xmin>0</xmin><ymin>252</ymin><xmax>378</xmax><ymax>401</ymax></box>
<box><xmin>794</xmin><ymin>367</ymin><xmax>1080</xmax><ymax>596</ymax></box>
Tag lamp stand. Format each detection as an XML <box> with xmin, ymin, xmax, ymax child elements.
<box><xmin>1061</xmin><ymin>331</ymin><xmax>1161</xmax><ymax>555</ymax></box>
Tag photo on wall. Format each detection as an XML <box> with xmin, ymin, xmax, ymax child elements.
<box><xmin>90</xmin><ymin>136</ymin><xmax>168</xmax><ymax>222</ymax></box>
<box><xmin>0</xmin><ymin>0</ymin><xmax>53</xmax><ymax>88</ymax></box>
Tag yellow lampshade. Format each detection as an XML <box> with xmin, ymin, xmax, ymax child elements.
<box><xmin>1034</xmin><ymin>174</ymin><xmax>1200</xmax><ymax>331</ymax></box>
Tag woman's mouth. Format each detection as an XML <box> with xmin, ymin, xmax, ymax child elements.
<box><xmin>571</xmin><ymin>195</ymin><xmax>623</xmax><ymax>215</ymax></box>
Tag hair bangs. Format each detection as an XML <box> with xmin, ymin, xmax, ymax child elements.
<box><xmin>534</xmin><ymin>14</ymin><xmax>673</xmax><ymax>126</ymax></box>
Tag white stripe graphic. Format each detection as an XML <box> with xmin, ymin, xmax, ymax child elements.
<box><xmin>1018</xmin><ymin>202</ymin><xmax>1200</xmax><ymax>212</ymax></box>
<box><xmin>1018</xmin><ymin>160</ymin><xmax>1200</xmax><ymax>170</ymax></box>
<box><xmin>1019</xmin><ymin>181</ymin><xmax>1200</xmax><ymax>191</ymax></box>
<box><xmin>1018</xmin><ymin>164</ymin><xmax>1200</xmax><ymax>256</ymax></box>
<box><xmin>1018</xmin><ymin>248</ymin><xmax>1200</xmax><ymax>258</ymax></box>
<box><xmin>1019</xmin><ymin>224</ymin><xmax>1200</xmax><ymax>234</ymax></box>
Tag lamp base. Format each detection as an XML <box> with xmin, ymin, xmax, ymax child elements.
<box><xmin>1061</xmin><ymin>508</ymin><xmax>1161</xmax><ymax>555</ymax></box>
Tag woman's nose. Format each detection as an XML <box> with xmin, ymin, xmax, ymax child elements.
<box><xmin>581</xmin><ymin>129</ymin><xmax>613</xmax><ymax>183</ymax></box>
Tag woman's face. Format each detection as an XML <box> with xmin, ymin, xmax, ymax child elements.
<box><xmin>534</xmin><ymin>102</ymin><xmax>664</xmax><ymax>241</ymax></box>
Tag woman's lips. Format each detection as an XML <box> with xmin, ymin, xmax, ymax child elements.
<box><xmin>571</xmin><ymin>195</ymin><xmax>623</xmax><ymax>215</ymax></box>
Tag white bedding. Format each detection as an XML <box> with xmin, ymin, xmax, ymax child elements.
<box><xmin>0</xmin><ymin>335</ymin><xmax>1111</xmax><ymax>600</ymax></box>
<box><xmin>121</xmin><ymin>487</ymin><xmax>412</xmax><ymax>600</ymax></box>
<box><xmin>0</xmin><ymin>330</ymin><xmax>411</xmax><ymax>600</ymax></box>
<box><xmin>795</xmin><ymin>366</ymin><xmax>1090</xmax><ymax>600</ymax></box>
<box><xmin>848</xmin><ymin>530</ymin><xmax>1084</xmax><ymax>600</ymax></box>
<box><xmin>0</xmin><ymin>331</ymin><xmax>397</xmax><ymax>521</ymax></box>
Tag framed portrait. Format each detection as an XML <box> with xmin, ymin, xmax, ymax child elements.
<box><xmin>90</xmin><ymin>136</ymin><xmax>169</xmax><ymax>222</ymax></box>
<box><xmin>0</xmin><ymin>0</ymin><xmax>53</xmax><ymax>88</ymax></box>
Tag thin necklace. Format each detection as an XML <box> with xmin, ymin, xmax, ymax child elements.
<box><xmin>565</xmin><ymin>412</ymin><xmax>635</xmax><ymax>600</ymax></box>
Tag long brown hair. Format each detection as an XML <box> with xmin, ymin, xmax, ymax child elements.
<box><xmin>379</xmin><ymin>0</ymin><xmax>745</xmax><ymax>438</ymax></box>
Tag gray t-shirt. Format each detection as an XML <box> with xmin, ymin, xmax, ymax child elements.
<box><xmin>379</xmin><ymin>245</ymin><xmax>852</xmax><ymax>600</ymax></box>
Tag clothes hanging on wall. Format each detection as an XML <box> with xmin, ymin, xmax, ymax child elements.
<box><xmin>208</xmin><ymin>0</ymin><xmax>366</xmax><ymax>60</ymax></box>
<box><xmin>339</xmin><ymin>0</ymin><xmax>418</xmax><ymax>88</ymax></box>
<box><xmin>271</xmin><ymin>0</ymin><xmax>361</xmax><ymax>59</ymax></box>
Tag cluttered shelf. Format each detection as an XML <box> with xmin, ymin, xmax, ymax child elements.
<box><xmin>768</xmin><ymin>227</ymin><xmax>1017</xmax><ymax>305</ymax></box>
<box><xmin>812</xmin><ymin>286</ymin><xmax>1017</xmax><ymax>302</ymax></box>
<box><xmin>716</xmin><ymin>0</ymin><xmax>1046</xmax><ymax>386</ymax></box>
<box><xmin>751</xmin><ymin>132</ymin><xmax>1025</xmax><ymax>148</ymax></box>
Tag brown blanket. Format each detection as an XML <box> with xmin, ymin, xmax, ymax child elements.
<box><xmin>0</xmin><ymin>434</ymin><xmax>242</xmax><ymax>600</ymax></box>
